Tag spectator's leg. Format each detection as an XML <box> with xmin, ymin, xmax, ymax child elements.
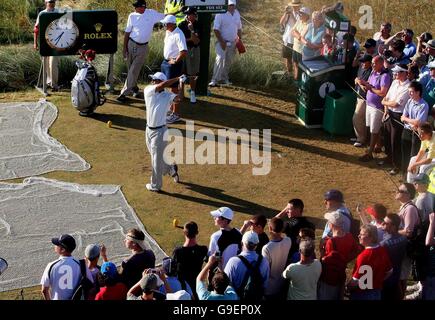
<box><xmin>353</xmin><ymin>98</ymin><xmax>367</xmax><ymax>144</ymax></box>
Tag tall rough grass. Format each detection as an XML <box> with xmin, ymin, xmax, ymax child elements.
<box><xmin>1</xmin><ymin>0</ymin><xmax>433</xmax><ymax>91</ymax></box>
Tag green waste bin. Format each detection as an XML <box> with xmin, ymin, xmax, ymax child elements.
<box><xmin>323</xmin><ymin>89</ymin><xmax>357</xmax><ymax>135</ymax></box>
<box><xmin>295</xmin><ymin>57</ymin><xmax>345</xmax><ymax>128</ymax></box>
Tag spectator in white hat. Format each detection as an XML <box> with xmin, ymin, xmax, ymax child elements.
<box><xmin>290</xmin><ymin>6</ymin><xmax>311</xmax><ymax>81</ymax></box>
<box><xmin>381</xmin><ymin>63</ymin><xmax>411</xmax><ymax>175</ymax></box>
<box><xmin>160</xmin><ymin>14</ymin><xmax>187</xmax><ymax>124</ymax></box>
<box><xmin>33</xmin><ymin>0</ymin><xmax>59</xmax><ymax>91</ymax></box>
<box><xmin>224</xmin><ymin>230</ymin><xmax>270</xmax><ymax>299</ymax></box>
<box><xmin>209</xmin><ymin>0</ymin><xmax>242</xmax><ymax>87</ymax></box>
<box><xmin>208</xmin><ymin>207</ymin><xmax>242</xmax><ymax>270</ymax></box>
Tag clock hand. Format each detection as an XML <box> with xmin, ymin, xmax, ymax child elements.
<box><xmin>54</xmin><ymin>32</ymin><xmax>64</xmax><ymax>45</ymax></box>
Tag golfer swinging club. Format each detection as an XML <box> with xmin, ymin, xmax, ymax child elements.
<box><xmin>144</xmin><ymin>72</ymin><xmax>185</xmax><ymax>192</ymax></box>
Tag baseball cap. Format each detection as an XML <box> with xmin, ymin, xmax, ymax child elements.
<box><xmin>324</xmin><ymin>189</ymin><xmax>344</xmax><ymax>202</ymax></box>
<box><xmin>365</xmin><ymin>204</ymin><xmax>387</xmax><ymax>220</ymax></box>
<box><xmin>100</xmin><ymin>262</ymin><xmax>118</xmax><ymax>279</ymax></box>
<box><xmin>166</xmin><ymin>290</ymin><xmax>191</xmax><ymax>300</ymax></box>
<box><xmin>358</xmin><ymin>54</ymin><xmax>373</xmax><ymax>63</ymax></box>
<box><xmin>149</xmin><ymin>72</ymin><xmax>167</xmax><ymax>82</ymax></box>
<box><xmin>228</xmin><ymin>0</ymin><xmax>237</xmax><ymax>5</ymax></box>
<box><xmin>391</xmin><ymin>64</ymin><xmax>408</xmax><ymax>73</ymax></box>
<box><xmin>299</xmin><ymin>7</ymin><xmax>311</xmax><ymax>16</ymax></box>
<box><xmin>51</xmin><ymin>234</ymin><xmax>76</xmax><ymax>252</ymax></box>
<box><xmin>363</xmin><ymin>38</ymin><xmax>377</xmax><ymax>48</ymax></box>
<box><xmin>161</xmin><ymin>15</ymin><xmax>177</xmax><ymax>25</ymax></box>
<box><xmin>289</xmin><ymin>0</ymin><xmax>303</xmax><ymax>6</ymax></box>
<box><xmin>324</xmin><ymin>210</ymin><xmax>345</xmax><ymax>228</ymax></box>
<box><xmin>210</xmin><ymin>207</ymin><xmax>234</xmax><ymax>220</ymax></box>
<box><xmin>140</xmin><ymin>273</ymin><xmax>164</xmax><ymax>292</ymax></box>
<box><xmin>242</xmin><ymin>230</ymin><xmax>259</xmax><ymax>245</ymax></box>
<box><xmin>424</xmin><ymin>39</ymin><xmax>435</xmax><ymax>50</ymax></box>
<box><xmin>45</xmin><ymin>0</ymin><xmax>56</xmax><ymax>2</ymax></box>
<box><xmin>413</xmin><ymin>173</ymin><xmax>430</xmax><ymax>185</ymax></box>
<box><xmin>429</xmin><ymin>61</ymin><xmax>435</xmax><ymax>69</ymax></box>
<box><xmin>183</xmin><ymin>7</ymin><xmax>197</xmax><ymax>15</ymax></box>
<box><xmin>84</xmin><ymin>244</ymin><xmax>100</xmax><ymax>260</ymax></box>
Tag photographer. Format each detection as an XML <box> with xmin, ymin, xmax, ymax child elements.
<box><xmin>280</xmin><ymin>1</ymin><xmax>302</xmax><ymax>75</ymax></box>
<box><xmin>158</xmin><ymin>257</ymin><xmax>194</xmax><ymax>298</ymax></box>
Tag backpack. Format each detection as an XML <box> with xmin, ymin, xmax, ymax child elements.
<box><xmin>236</xmin><ymin>255</ymin><xmax>264</xmax><ymax>301</ymax></box>
<box><xmin>71</xmin><ymin>61</ymin><xmax>105</xmax><ymax>115</ymax></box>
<box><xmin>71</xmin><ymin>259</ymin><xmax>95</xmax><ymax>300</ymax></box>
<box><xmin>342</xmin><ymin>209</ymin><xmax>360</xmax><ymax>242</ymax></box>
<box><xmin>407</xmin><ymin>204</ymin><xmax>430</xmax><ymax>261</ymax></box>
<box><xmin>319</xmin><ymin>238</ymin><xmax>347</xmax><ymax>286</ymax></box>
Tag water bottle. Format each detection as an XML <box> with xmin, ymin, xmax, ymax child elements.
<box><xmin>0</xmin><ymin>257</ymin><xmax>8</xmax><ymax>275</ymax></box>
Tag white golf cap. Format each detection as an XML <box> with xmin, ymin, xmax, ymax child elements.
<box><xmin>299</xmin><ymin>7</ymin><xmax>311</xmax><ymax>16</ymax></box>
<box><xmin>149</xmin><ymin>72</ymin><xmax>167</xmax><ymax>82</ymax></box>
<box><xmin>429</xmin><ymin>61</ymin><xmax>435</xmax><ymax>69</ymax></box>
<box><xmin>166</xmin><ymin>290</ymin><xmax>192</xmax><ymax>300</ymax></box>
<box><xmin>228</xmin><ymin>0</ymin><xmax>237</xmax><ymax>5</ymax></box>
<box><xmin>160</xmin><ymin>15</ymin><xmax>177</xmax><ymax>25</ymax></box>
<box><xmin>242</xmin><ymin>230</ymin><xmax>259</xmax><ymax>245</ymax></box>
<box><xmin>391</xmin><ymin>65</ymin><xmax>408</xmax><ymax>73</ymax></box>
<box><xmin>210</xmin><ymin>207</ymin><xmax>234</xmax><ymax>220</ymax></box>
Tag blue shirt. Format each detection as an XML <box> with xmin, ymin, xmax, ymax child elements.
<box><xmin>302</xmin><ymin>23</ymin><xmax>325</xmax><ymax>60</ymax></box>
<box><xmin>322</xmin><ymin>205</ymin><xmax>352</xmax><ymax>238</ymax></box>
<box><xmin>196</xmin><ymin>281</ymin><xmax>239</xmax><ymax>300</ymax></box>
<box><xmin>403</xmin><ymin>42</ymin><xmax>417</xmax><ymax>59</ymax></box>
<box><xmin>403</xmin><ymin>98</ymin><xmax>429</xmax><ymax>130</ymax></box>
<box><xmin>423</xmin><ymin>78</ymin><xmax>435</xmax><ymax>107</ymax></box>
<box><xmin>418</xmin><ymin>65</ymin><xmax>431</xmax><ymax>87</ymax></box>
<box><xmin>159</xmin><ymin>276</ymin><xmax>193</xmax><ymax>297</ymax></box>
<box><xmin>224</xmin><ymin>250</ymin><xmax>270</xmax><ymax>292</ymax></box>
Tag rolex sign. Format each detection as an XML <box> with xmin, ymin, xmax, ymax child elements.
<box><xmin>39</xmin><ymin>10</ymin><xmax>118</xmax><ymax>57</ymax></box>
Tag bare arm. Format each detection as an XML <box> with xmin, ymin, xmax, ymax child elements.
<box><xmin>100</xmin><ymin>245</ymin><xmax>108</xmax><ymax>263</ymax></box>
<box><xmin>237</xmin><ymin>29</ymin><xmax>242</xmax><ymax>41</ymax></box>
<box><xmin>41</xmin><ymin>286</ymin><xmax>51</xmax><ymax>300</ymax></box>
<box><xmin>356</xmin><ymin>205</ymin><xmax>370</xmax><ymax>226</ymax></box>
<box><xmin>279</xmin><ymin>12</ymin><xmax>289</xmax><ymax>27</ymax></box>
<box><xmin>240</xmin><ymin>220</ymin><xmax>253</xmax><ymax>234</ymax></box>
<box><xmin>275</xmin><ymin>204</ymin><xmax>289</xmax><ymax>219</ymax></box>
<box><xmin>197</xmin><ymin>255</ymin><xmax>218</xmax><ymax>283</ymax></box>
<box><xmin>426</xmin><ymin>213</ymin><xmax>435</xmax><ymax>246</ymax></box>
<box><xmin>155</xmin><ymin>77</ymin><xmax>182</xmax><ymax>92</ymax></box>
<box><xmin>383</xmin><ymin>31</ymin><xmax>403</xmax><ymax>46</ymax></box>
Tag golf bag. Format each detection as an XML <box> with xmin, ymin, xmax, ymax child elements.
<box><xmin>71</xmin><ymin>60</ymin><xmax>105</xmax><ymax>116</ymax></box>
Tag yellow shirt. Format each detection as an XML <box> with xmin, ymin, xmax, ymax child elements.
<box><xmin>291</xmin><ymin>20</ymin><xmax>309</xmax><ymax>54</ymax></box>
<box><xmin>420</xmin><ymin>132</ymin><xmax>435</xmax><ymax>159</ymax></box>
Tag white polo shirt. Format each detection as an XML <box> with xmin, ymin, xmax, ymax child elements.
<box><xmin>385</xmin><ymin>79</ymin><xmax>410</xmax><ymax>113</ymax></box>
<box><xmin>40</xmin><ymin>256</ymin><xmax>81</xmax><ymax>300</ymax></box>
<box><xmin>163</xmin><ymin>27</ymin><xmax>187</xmax><ymax>60</ymax></box>
<box><xmin>125</xmin><ymin>10</ymin><xmax>165</xmax><ymax>44</ymax></box>
<box><xmin>35</xmin><ymin>8</ymin><xmax>59</xmax><ymax>27</ymax></box>
<box><xmin>144</xmin><ymin>85</ymin><xmax>177</xmax><ymax>127</ymax></box>
<box><xmin>282</xmin><ymin>11</ymin><xmax>299</xmax><ymax>45</ymax></box>
<box><xmin>213</xmin><ymin>9</ymin><xmax>242</xmax><ymax>42</ymax></box>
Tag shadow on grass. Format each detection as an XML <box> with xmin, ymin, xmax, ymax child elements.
<box><xmin>90</xmin><ymin>112</ymin><xmax>145</xmax><ymax>131</ymax></box>
<box><xmin>160</xmin><ymin>181</ymin><xmax>277</xmax><ymax>216</ymax></box>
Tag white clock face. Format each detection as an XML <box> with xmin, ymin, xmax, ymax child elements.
<box><xmin>45</xmin><ymin>18</ymin><xmax>79</xmax><ymax>50</ymax></box>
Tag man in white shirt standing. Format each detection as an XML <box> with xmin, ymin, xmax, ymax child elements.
<box><xmin>160</xmin><ymin>15</ymin><xmax>188</xmax><ymax>124</ymax></box>
<box><xmin>382</xmin><ymin>64</ymin><xmax>411</xmax><ymax>175</ymax></box>
<box><xmin>144</xmin><ymin>72</ymin><xmax>183</xmax><ymax>192</ymax></box>
<box><xmin>33</xmin><ymin>0</ymin><xmax>59</xmax><ymax>91</ymax></box>
<box><xmin>40</xmin><ymin>234</ymin><xmax>81</xmax><ymax>300</ymax></box>
<box><xmin>117</xmin><ymin>0</ymin><xmax>165</xmax><ymax>102</ymax></box>
<box><xmin>209</xmin><ymin>0</ymin><xmax>242</xmax><ymax>87</ymax></box>
<box><xmin>280</xmin><ymin>1</ymin><xmax>301</xmax><ymax>76</ymax></box>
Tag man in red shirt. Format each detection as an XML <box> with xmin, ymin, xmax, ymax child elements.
<box><xmin>318</xmin><ymin>211</ymin><xmax>361</xmax><ymax>300</ymax></box>
<box><xmin>347</xmin><ymin>224</ymin><xmax>393</xmax><ymax>300</ymax></box>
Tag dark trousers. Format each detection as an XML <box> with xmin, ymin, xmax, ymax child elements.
<box><xmin>401</xmin><ymin>128</ymin><xmax>421</xmax><ymax>173</ymax></box>
<box><xmin>384</xmin><ymin>111</ymin><xmax>403</xmax><ymax>169</ymax></box>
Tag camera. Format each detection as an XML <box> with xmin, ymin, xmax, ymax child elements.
<box><xmin>150</xmin><ymin>268</ymin><xmax>159</xmax><ymax>274</ymax></box>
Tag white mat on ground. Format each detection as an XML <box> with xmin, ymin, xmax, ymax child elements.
<box><xmin>0</xmin><ymin>100</ymin><xmax>90</xmax><ymax>181</ymax></box>
<box><xmin>0</xmin><ymin>177</ymin><xmax>167</xmax><ymax>292</ymax></box>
